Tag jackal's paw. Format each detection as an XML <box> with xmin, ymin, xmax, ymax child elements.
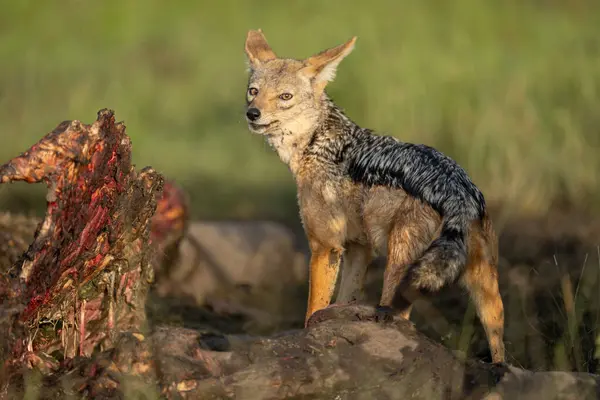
<box><xmin>373</xmin><ymin>306</ymin><xmax>396</xmax><ymax>324</ymax></box>
<box><xmin>489</xmin><ymin>361</ymin><xmax>511</xmax><ymax>384</ymax></box>
<box><xmin>305</xmin><ymin>304</ymin><xmax>345</xmax><ymax>328</ymax></box>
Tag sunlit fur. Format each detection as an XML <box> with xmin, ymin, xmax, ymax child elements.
<box><xmin>245</xmin><ymin>59</ymin><xmax>322</xmax><ymax>166</ymax></box>
<box><xmin>243</xmin><ymin>29</ymin><xmax>505</xmax><ymax>363</ymax></box>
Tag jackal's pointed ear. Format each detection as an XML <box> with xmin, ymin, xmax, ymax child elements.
<box><xmin>302</xmin><ymin>36</ymin><xmax>357</xmax><ymax>91</ymax></box>
<box><xmin>245</xmin><ymin>29</ymin><xmax>277</xmax><ymax>68</ymax></box>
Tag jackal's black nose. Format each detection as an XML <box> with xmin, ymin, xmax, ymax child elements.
<box><xmin>246</xmin><ymin>108</ymin><xmax>261</xmax><ymax>121</ymax></box>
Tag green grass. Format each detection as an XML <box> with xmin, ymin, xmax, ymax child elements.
<box><xmin>0</xmin><ymin>0</ymin><xmax>599</xmax><ymax>221</ymax></box>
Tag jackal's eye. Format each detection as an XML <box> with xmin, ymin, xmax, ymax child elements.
<box><xmin>279</xmin><ymin>93</ymin><xmax>293</xmax><ymax>101</ymax></box>
<box><xmin>248</xmin><ymin>87</ymin><xmax>258</xmax><ymax>96</ymax></box>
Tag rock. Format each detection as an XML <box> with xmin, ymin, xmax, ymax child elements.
<box><xmin>154</xmin><ymin>220</ymin><xmax>307</xmax><ymax>305</ymax></box>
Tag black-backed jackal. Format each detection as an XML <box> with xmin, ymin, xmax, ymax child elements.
<box><xmin>243</xmin><ymin>30</ymin><xmax>505</xmax><ymax>363</ymax></box>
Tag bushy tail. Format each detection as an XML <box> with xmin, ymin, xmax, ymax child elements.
<box><xmin>407</xmin><ymin>214</ymin><xmax>469</xmax><ymax>292</ymax></box>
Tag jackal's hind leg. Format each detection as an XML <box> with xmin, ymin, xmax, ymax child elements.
<box><xmin>380</xmin><ymin>220</ymin><xmax>436</xmax><ymax>320</ymax></box>
<box><xmin>460</xmin><ymin>243</ymin><xmax>505</xmax><ymax>363</ymax></box>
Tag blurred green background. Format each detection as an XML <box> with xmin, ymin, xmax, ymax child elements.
<box><xmin>1</xmin><ymin>0</ymin><xmax>599</xmax><ymax>223</ymax></box>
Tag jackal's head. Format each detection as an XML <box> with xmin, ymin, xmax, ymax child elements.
<box><xmin>243</xmin><ymin>30</ymin><xmax>356</xmax><ymax>140</ymax></box>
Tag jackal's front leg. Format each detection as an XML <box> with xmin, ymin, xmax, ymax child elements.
<box><xmin>304</xmin><ymin>246</ymin><xmax>343</xmax><ymax>327</ymax></box>
<box><xmin>336</xmin><ymin>243</ymin><xmax>371</xmax><ymax>304</ymax></box>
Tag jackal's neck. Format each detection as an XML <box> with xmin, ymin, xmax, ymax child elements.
<box><xmin>269</xmin><ymin>93</ymin><xmax>364</xmax><ymax>176</ymax></box>
<box><xmin>317</xmin><ymin>95</ymin><xmax>362</xmax><ymax>138</ymax></box>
